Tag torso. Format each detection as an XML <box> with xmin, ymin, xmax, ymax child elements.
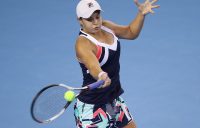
<box><xmin>77</xmin><ymin>26</ymin><xmax>124</xmax><ymax>104</ymax></box>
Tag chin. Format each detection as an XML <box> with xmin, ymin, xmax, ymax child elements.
<box><xmin>92</xmin><ymin>28</ymin><xmax>101</xmax><ymax>33</ymax></box>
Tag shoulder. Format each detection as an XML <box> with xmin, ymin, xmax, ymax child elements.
<box><xmin>75</xmin><ymin>36</ymin><xmax>96</xmax><ymax>53</ymax></box>
<box><xmin>102</xmin><ymin>20</ymin><xmax>116</xmax><ymax>32</ymax></box>
<box><xmin>75</xmin><ymin>35</ymin><xmax>98</xmax><ymax>63</ymax></box>
<box><xmin>102</xmin><ymin>20</ymin><xmax>129</xmax><ymax>38</ymax></box>
<box><xmin>76</xmin><ymin>36</ymin><xmax>91</xmax><ymax>48</ymax></box>
<box><xmin>102</xmin><ymin>20</ymin><xmax>127</xmax><ymax>30</ymax></box>
<box><xmin>76</xmin><ymin>36</ymin><xmax>89</xmax><ymax>45</ymax></box>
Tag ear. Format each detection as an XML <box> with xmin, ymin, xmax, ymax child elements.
<box><xmin>77</xmin><ymin>17</ymin><xmax>83</xmax><ymax>26</ymax></box>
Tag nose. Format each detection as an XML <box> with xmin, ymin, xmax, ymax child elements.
<box><xmin>92</xmin><ymin>18</ymin><xmax>99</xmax><ymax>25</ymax></box>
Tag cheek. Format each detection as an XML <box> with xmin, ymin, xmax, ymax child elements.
<box><xmin>99</xmin><ymin>19</ymin><xmax>103</xmax><ymax>24</ymax></box>
<box><xmin>84</xmin><ymin>22</ymin><xmax>93</xmax><ymax>29</ymax></box>
<box><xmin>79</xmin><ymin>20</ymin><xmax>84</xmax><ymax>27</ymax></box>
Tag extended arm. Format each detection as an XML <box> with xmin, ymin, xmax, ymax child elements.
<box><xmin>75</xmin><ymin>37</ymin><xmax>111</xmax><ymax>87</ymax></box>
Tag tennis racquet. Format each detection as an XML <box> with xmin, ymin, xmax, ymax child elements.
<box><xmin>30</xmin><ymin>80</ymin><xmax>104</xmax><ymax>124</ymax></box>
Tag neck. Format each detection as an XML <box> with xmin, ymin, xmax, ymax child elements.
<box><xmin>81</xmin><ymin>28</ymin><xmax>104</xmax><ymax>38</ymax></box>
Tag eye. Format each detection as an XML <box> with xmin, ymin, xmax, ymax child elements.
<box><xmin>85</xmin><ymin>17</ymin><xmax>93</xmax><ymax>22</ymax></box>
<box><xmin>96</xmin><ymin>16</ymin><xmax>100</xmax><ymax>19</ymax></box>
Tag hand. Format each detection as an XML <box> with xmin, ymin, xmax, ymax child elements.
<box><xmin>134</xmin><ymin>0</ymin><xmax>160</xmax><ymax>15</ymax></box>
<box><xmin>98</xmin><ymin>72</ymin><xmax>111</xmax><ymax>88</ymax></box>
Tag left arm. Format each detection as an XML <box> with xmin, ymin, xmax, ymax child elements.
<box><xmin>103</xmin><ymin>13</ymin><xmax>144</xmax><ymax>40</ymax></box>
<box><xmin>102</xmin><ymin>0</ymin><xmax>160</xmax><ymax>40</ymax></box>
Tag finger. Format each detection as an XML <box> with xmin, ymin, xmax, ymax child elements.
<box><xmin>102</xmin><ymin>80</ymin><xmax>110</xmax><ymax>88</ymax></box>
<box><xmin>150</xmin><ymin>9</ymin><xmax>155</xmax><ymax>14</ymax></box>
<box><xmin>143</xmin><ymin>10</ymin><xmax>149</xmax><ymax>15</ymax></box>
<box><xmin>145</xmin><ymin>0</ymin><xmax>150</xmax><ymax>4</ymax></box>
<box><xmin>152</xmin><ymin>5</ymin><xmax>160</xmax><ymax>8</ymax></box>
<box><xmin>102</xmin><ymin>77</ymin><xmax>111</xmax><ymax>88</ymax></box>
<box><xmin>150</xmin><ymin>0</ymin><xmax>158</xmax><ymax>4</ymax></box>
<box><xmin>134</xmin><ymin>0</ymin><xmax>140</xmax><ymax>7</ymax></box>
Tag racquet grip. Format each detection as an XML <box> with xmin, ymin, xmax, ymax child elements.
<box><xmin>87</xmin><ymin>80</ymin><xmax>104</xmax><ymax>90</ymax></box>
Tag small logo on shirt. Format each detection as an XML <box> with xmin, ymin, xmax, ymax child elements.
<box><xmin>88</xmin><ymin>2</ymin><xmax>94</xmax><ymax>8</ymax></box>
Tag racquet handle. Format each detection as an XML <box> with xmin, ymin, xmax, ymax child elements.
<box><xmin>87</xmin><ymin>80</ymin><xmax>104</xmax><ymax>90</ymax></box>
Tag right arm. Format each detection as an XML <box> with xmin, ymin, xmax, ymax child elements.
<box><xmin>75</xmin><ymin>36</ymin><xmax>111</xmax><ymax>87</ymax></box>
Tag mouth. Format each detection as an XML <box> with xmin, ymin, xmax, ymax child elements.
<box><xmin>94</xmin><ymin>27</ymin><xmax>100</xmax><ymax>30</ymax></box>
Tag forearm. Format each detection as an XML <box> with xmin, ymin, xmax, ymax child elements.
<box><xmin>129</xmin><ymin>12</ymin><xmax>145</xmax><ymax>39</ymax></box>
<box><xmin>87</xmin><ymin>63</ymin><xmax>103</xmax><ymax>80</ymax></box>
<box><xmin>86</xmin><ymin>62</ymin><xmax>111</xmax><ymax>87</ymax></box>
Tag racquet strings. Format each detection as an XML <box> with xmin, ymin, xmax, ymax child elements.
<box><xmin>32</xmin><ymin>85</ymin><xmax>68</xmax><ymax>122</ymax></box>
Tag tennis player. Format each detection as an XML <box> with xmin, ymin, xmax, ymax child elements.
<box><xmin>74</xmin><ymin>0</ymin><xmax>159</xmax><ymax>127</ymax></box>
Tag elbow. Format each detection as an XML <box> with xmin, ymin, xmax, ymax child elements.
<box><xmin>128</xmin><ymin>32</ymin><xmax>140</xmax><ymax>40</ymax></box>
<box><xmin>128</xmin><ymin>27</ymin><xmax>140</xmax><ymax>40</ymax></box>
<box><xmin>131</xmin><ymin>33</ymin><xmax>139</xmax><ymax>40</ymax></box>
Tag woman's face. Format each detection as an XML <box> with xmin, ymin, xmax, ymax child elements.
<box><xmin>79</xmin><ymin>10</ymin><xmax>102</xmax><ymax>34</ymax></box>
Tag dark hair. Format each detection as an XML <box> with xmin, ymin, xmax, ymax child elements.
<box><xmin>79</xmin><ymin>10</ymin><xmax>101</xmax><ymax>20</ymax></box>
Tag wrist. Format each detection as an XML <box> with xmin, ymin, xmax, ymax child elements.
<box><xmin>98</xmin><ymin>71</ymin><xmax>106</xmax><ymax>79</ymax></box>
<box><xmin>138</xmin><ymin>11</ymin><xmax>145</xmax><ymax>17</ymax></box>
